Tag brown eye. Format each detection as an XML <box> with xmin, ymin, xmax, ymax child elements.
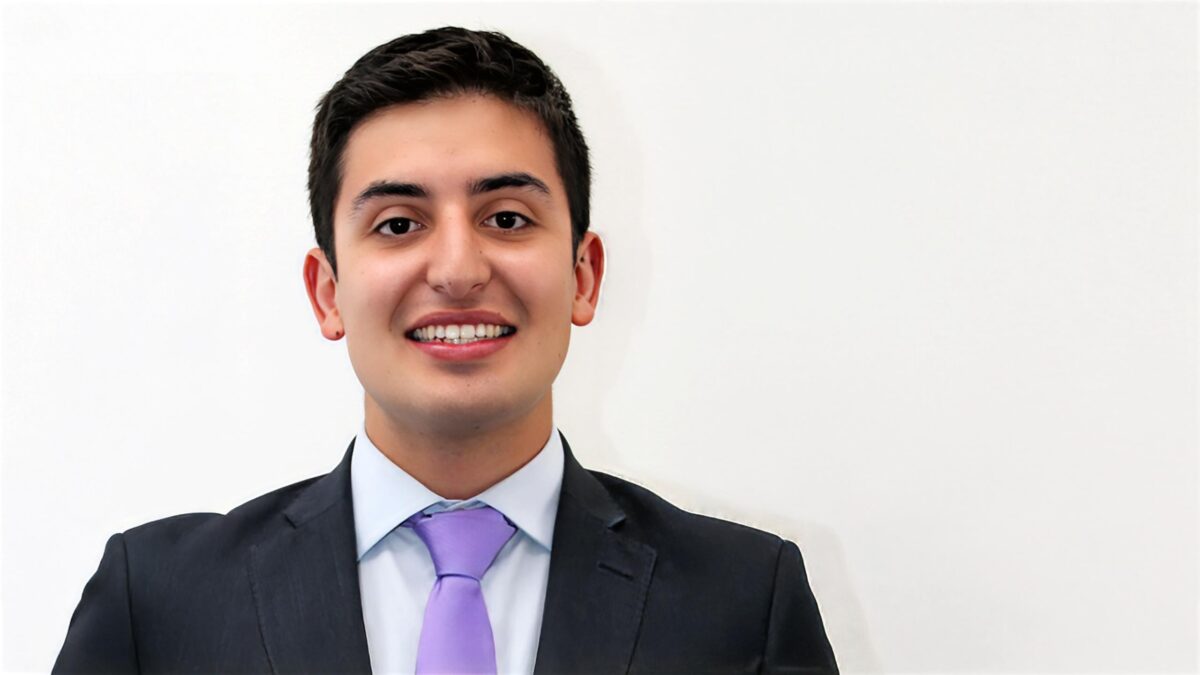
<box><xmin>376</xmin><ymin>217</ymin><xmax>422</xmax><ymax>236</ymax></box>
<box><xmin>484</xmin><ymin>212</ymin><xmax>531</xmax><ymax>231</ymax></box>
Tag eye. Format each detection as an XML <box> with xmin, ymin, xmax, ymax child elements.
<box><xmin>375</xmin><ymin>217</ymin><xmax>424</xmax><ymax>236</ymax></box>
<box><xmin>483</xmin><ymin>211</ymin><xmax>532</xmax><ymax>231</ymax></box>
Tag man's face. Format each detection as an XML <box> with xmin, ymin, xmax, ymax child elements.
<box><xmin>304</xmin><ymin>94</ymin><xmax>602</xmax><ymax>438</ymax></box>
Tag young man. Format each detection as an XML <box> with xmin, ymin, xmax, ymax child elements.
<box><xmin>54</xmin><ymin>27</ymin><xmax>837</xmax><ymax>674</ymax></box>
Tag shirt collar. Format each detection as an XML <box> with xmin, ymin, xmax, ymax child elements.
<box><xmin>350</xmin><ymin>423</ymin><xmax>564</xmax><ymax>561</ymax></box>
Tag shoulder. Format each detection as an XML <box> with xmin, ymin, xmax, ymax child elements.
<box><xmin>578</xmin><ymin>468</ymin><xmax>838</xmax><ymax>669</ymax></box>
<box><xmin>119</xmin><ymin>473</ymin><xmax>324</xmax><ymax>560</ymax></box>
<box><xmin>586</xmin><ymin>469</ymin><xmax>788</xmax><ymax>570</ymax></box>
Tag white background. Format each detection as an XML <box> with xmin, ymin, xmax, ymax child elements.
<box><xmin>2</xmin><ymin>2</ymin><xmax>1196</xmax><ymax>672</ymax></box>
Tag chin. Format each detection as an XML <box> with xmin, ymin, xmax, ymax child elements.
<box><xmin>392</xmin><ymin>390</ymin><xmax>545</xmax><ymax>437</ymax></box>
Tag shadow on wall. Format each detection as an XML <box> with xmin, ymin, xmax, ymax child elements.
<box><xmin>531</xmin><ymin>29</ymin><xmax>878</xmax><ymax>675</ymax></box>
<box><xmin>538</xmin><ymin>27</ymin><xmax>652</xmax><ymax>473</ymax></box>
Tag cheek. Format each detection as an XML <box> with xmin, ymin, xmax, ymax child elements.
<box><xmin>342</xmin><ymin>258</ymin><xmax>420</xmax><ymax>326</ymax></box>
<box><xmin>502</xmin><ymin>256</ymin><xmax>576</xmax><ymax>321</ymax></box>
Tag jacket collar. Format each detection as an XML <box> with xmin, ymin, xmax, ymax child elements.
<box><xmin>532</xmin><ymin>433</ymin><xmax>657</xmax><ymax>674</ymax></box>
<box><xmin>251</xmin><ymin>440</ymin><xmax>373</xmax><ymax>674</ymax></box>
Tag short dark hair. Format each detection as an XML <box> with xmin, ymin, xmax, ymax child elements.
<box><xmin>308</xmin><ymin>26</ymin><xmax>591</xmax><ymax>276</ymax></box>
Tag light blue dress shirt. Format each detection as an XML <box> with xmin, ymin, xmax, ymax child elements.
<box><xmin>351</xmin><ymin>424</ymin><xmax>564</xmax><ymax>675</ymax></box>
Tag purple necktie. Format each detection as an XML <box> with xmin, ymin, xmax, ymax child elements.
<box><xmin>408</xmin><ymin>506</ymin><xmax>517</xmax><ymax>675</ymax></box>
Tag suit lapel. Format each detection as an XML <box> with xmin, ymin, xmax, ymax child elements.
<box><xmin>246</xmin><ymin>434</ymin><xmax>655</xmax><ymax>674</ymax></box>
<box><xmin>249</xmin><ymin>441</ymin><xmax>373</xmax><ymax>675</ymax></box>
<box><xmin>534</xmin><ymin>436</ymin><xmax>657</xmax><ymax>674</ymax></box>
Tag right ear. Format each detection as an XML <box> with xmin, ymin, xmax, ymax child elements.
<box><xmin>303</xmin><ymin>247</ymin><xmax>344</xmax><ymax>340</ymax></box>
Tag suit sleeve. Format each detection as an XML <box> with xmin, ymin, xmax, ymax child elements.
<box><xmin>762</xmin><ymin>539</ymin><xmax>838</xmax><ymax>674</ymax></box>
<box><xmin>53</xmin><ymin>533</ymin><xmax>140</xmax><ymax>674</ymax></box>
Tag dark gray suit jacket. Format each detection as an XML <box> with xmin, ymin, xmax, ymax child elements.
<box><xmin>54</xmin><ymin>436</ymin><xmax>837</xmax><ymax>673</ymax></box>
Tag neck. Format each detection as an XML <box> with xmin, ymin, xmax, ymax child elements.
<box><xmin>363</xmin><ymin>395</ymin><xmax>553</xmax><ymax>499</ymax></box>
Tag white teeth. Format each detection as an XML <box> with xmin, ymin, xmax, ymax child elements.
<box><xmin>410</xmin><ymin>324</ymin><xmax>514</xmax><ymax>343</ymax></box>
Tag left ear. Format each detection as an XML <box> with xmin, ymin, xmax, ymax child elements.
<box><xmin>571</xmin><ymin>231</ymin><xmax>605</xmax><ymax>326</ymax></box>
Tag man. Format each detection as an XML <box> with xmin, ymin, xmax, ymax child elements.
<box><xmin>54</xmin><ymin>27</ymin><xmax>837</xmax><ymax>674</ymax></box>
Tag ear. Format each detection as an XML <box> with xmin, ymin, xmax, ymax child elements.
<box><xmin>303</xmin><ymin>247</ymin><xmax>344</xmax><ymax>340</ymax></box>
<box><xmin>571</xmin><ymin>231</ymin><xmax>605</xmax><ymax>327</ymax></box>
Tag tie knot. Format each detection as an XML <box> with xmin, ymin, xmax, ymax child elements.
<box><xmin>408</xmin><ymin>506</ymin><xmax>516</xmax><ymax>580</ymax></box>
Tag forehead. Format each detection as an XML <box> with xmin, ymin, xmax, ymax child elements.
<box><xmin>336</xmin><ymin>94</ymin><xmax>562</xmax><ymax>209</ymax></box>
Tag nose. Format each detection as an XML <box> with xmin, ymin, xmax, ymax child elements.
<box><xmin>426</xmin><ymin>216</ymin><xmax>490</xmax><ymax>299</ymax></box>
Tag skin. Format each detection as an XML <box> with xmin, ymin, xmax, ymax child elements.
<box><xmin>303</xmin><ymin>94</ymin><xmax>605</xmax><ymax>499</ymax></box>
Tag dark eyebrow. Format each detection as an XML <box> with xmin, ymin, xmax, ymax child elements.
<box><xmin>351</xmin><ymin>181</ymin><xmax>429</xmax><ymax>215</ymax></box>
<box><xmin>469</xmin><ymin>172</ymin><xmax>551</xmax><ymax>198</ymax></box>
<box><xmin>350</xmin><ymin>172</ymin><xmax>550</xmax><ymax>217</ymax></box>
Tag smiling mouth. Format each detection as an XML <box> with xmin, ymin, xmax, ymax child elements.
<box><xmin>407</xmin><ymin>323</ymin><xmax>516</xmax><ymax>345</ymax></box>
